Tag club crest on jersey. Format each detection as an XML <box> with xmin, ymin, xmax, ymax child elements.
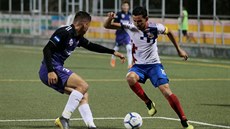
<box><xmin>69</xmin><ymin>39</ymin><xmax>73</xmax><ymax>46</ymax></box>
<box><xmin>121</xmin><ymin>14</ymin><xmax>125</xmax><ymax>18</ymax></box>
<box><xmin>54</xmin><ymin>36</ymin><xmax>60</xmax><ymax>43</ymax></box>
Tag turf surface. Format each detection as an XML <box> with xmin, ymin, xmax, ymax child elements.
<box><xmin>0</xmin><ymin>45</ymin><xmax>230</xmax><ymax>129</ymax></box>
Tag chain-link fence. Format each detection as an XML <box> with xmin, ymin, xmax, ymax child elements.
<box><xmin>0</xmin><ymin>0</ymin><xmax>229</xmax><ymax>45</ymax></box>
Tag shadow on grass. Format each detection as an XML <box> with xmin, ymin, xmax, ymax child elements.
<box><xmin>200</xmin><ymin>103</ymin><xmax>230</xmax><ymax>108</ymax></box>
<box><xmin>67</xmin><ymin>66</ymin><xmax>111</xmax><ymax>71</ymax></box>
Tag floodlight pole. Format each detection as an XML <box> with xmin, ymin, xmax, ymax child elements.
<box><xmin>20</xmin><ymin>0</ymin><xmax>24</xmax><ymax>34</ymax></box>
<box><xmin>9</xmin><ymin>0</ymin><xmax>12</xmax><ymax>34</ymax></box>
<box><xmin>213</xmin><ymin>0</ymin><xmax>216</xmax><ymax>45</ymax></box>
<box><xmin>130</xmin><ymin>0</ymin><xmax>133</xmax><ymax>13</ymax></box>
<box><xmin>197</xmin><ymin>0</ymin><xmax>200</xmax><ymax>44</ymax></box>
<box><xmin>162</xmin><ymin>0</ymin><xmax>165</xmax><ymax>42</ymax></box>
<box><xmin>179</xmin><ymin>0</ymin><xmax>183</xmax><ymax>44</ymax></box>
<box><xmin>115</xmin><ymin>0</ymin><xmax>117</xmax><ymax>13</ymax></box>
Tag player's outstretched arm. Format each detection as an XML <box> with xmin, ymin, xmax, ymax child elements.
<box><xmin>79</xmin><ymin>38</ymin><xmax>125</xmax><ymax>63</ymax></box>
<box><xmin>167</xmin><ymin>29</ymin><xmax>188</xmax><ymax>61</ymax></box>
<box><xmin>104</xmin><ymin>12</ymin><xmax>121</xmax><ymax>29</ymax></box>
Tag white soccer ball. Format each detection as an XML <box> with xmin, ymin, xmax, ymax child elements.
<box><xmin>124</xmin><ymin>112</ymin><xmax>143</xmax><ymax>129</ymax></box>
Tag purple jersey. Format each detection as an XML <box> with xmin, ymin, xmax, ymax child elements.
<box><xmin>42</xmin><ymin>25</ymin><xmax>85</xmax><ymax>66</ymax></box>
<box><xmin>114</xmin><ymin>11</ymin><xmax>131</xmax><ymax>45</ymax></box>
<box><xmin>39</xmin><ymin>24</ymin><xmax>115</xmax><ymax>93</ymax></box>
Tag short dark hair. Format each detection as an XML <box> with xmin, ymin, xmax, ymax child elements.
<box><xmin>132</xmin><ymin>6</ymin><xmax>148</xmax><ymax>18</ymax></box>
<box><xmin>73</xmin><ymin>11</ymin><xmax>91</xmax><ymax>23</ymax></box>
<box><xmin>122</xmin><ymin>0</ymin><xmax>130</xmax><ymax>6</ymax></box>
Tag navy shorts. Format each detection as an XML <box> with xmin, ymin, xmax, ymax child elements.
<box><xmin>39</xmin><ymin>64</ymin><xmax>73</xmax><ymax>94</ymax></box>
<box><xmin>129</xmin><ymin>64</ymin><xmax>169</xmax><ymax>87</ymax></box>
<box><xmin>115</xmin><ymin>35</ymin><xmax>130</xmax><ymax>46</ymax></box>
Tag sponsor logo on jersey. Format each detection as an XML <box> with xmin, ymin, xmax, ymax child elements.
<box><xmin>54</xmin><ymin>36</ymin><xmax>60</xmax><ymax>43</ymax></box>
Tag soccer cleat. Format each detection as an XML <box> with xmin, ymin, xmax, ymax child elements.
<box><xmin>146</xmin><ymin>101</ymin><xmax>157</xmax><ymax>116</ymax></box>
<box><xmin>110</xmin><ymin>58</ymin><xmax>116</xmax><ymax>67</ymax></box>
<box><xmin>88</xmin><ymin>127</ymin><xmax>97</xmax><ymax>129</ymax></box>
<box><xmin>54</xmin><ymin>116</ymin><xmax>70</xmax><ymax>129</ymax></box>
<box><xmin>181</xmin><ymin>119</ymin><xmax>194</xmax><ymax>129</ymax></box>
<box><xmin>87</xmin><ymin>122</ymin><xmax>97</xmax><ymax>129</ymax></box>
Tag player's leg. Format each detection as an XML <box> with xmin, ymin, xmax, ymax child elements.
<box><xmin>158</xmin><ymin>84</ymin><xmax>193</xmax><ymax>129</ymax></box>
<box><xmin>126</xmin><ymin>66</ymin><xmax>157</xmax><ymax>116</ymax></box>
<box><xmin>62</xmin><ymin>73</ymin><xmax>88</xmax><ymax>118</ymax></box>
<box><xmin>78</xmin><ymin>93</ymin><xmax>96</xmax><ymax>129</ymax></box>
<box><xmin>55</xmin><ymin>73</ymin><xmax>88</xmax><ymax>129</ymax></box>
<box><xmin>148</xmin><ymin>64</ymin><xmax>193</xmax><ymax>128</ymax></box>
<box><xmin>126</xmin><ymin>44</ymin><xmax>132</xmax><ymax>69</ymax></box>
<box><xmin>183</xmin><ymin>30</ymin><xmax>191</xmax><ymax>42</ymax></box>
<box><xmin>110</xmin><ymin>43</ymin><xmax>119</xmax><ymax>67</ymax></box>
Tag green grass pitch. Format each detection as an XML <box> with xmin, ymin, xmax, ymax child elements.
<box><xmin>0</xmin><ymin>44</ymin><xmax>229</xmax><ymax>129</ymax></box>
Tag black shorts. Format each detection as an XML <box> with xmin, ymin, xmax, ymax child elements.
<box><xmin>182</xmin><ymin>30</ymin><xmax>187</xmax><ymax>36</ymax></box>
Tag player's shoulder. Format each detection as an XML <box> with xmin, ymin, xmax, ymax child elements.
<box><xmin>116</xmin><ymin>11</ymin><xmax>122</xmax><ymax>16</ymax></box>
<box><xmin>53</xmin><ymin>25</ymin><xmax>75</xmax><ymax>37</ymax></box>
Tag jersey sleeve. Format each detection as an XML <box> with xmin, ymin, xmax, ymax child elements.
<box><xmin>156</xmin><ymin>23</ymin><xmax>169</xmax><ymax>35</ymax></box>
<box><xmin>78</xmin><ymin>37</ymin><xmax>115</xmax><ymax>54</ymax></box>
<box><xmin>121</xmin><ymin>22</ymin><xmax>138</xmax><ymax>33</ymax></box>
<box><xmin>49</xmin><ymin>27</ymin><xmax>69</xmax><ymax>46</ymax></box>
<box><xmin>113</xmin><ymin>12</ymin><xmax>121</xmax><ymax>23</ymax></box>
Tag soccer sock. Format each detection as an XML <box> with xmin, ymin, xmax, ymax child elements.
<box><xmin>167</xmin><ymin>94</ymin><xmax>187</xmax><ymax>121</ymax></box>
<box><xmin>78</xmin><ymin>103</ymin><xmax>96</xmax><ymax>127</ymax></box>
<box><xmin>126</xmin><ymin>44</ymin><xmax>133</xmax><ymax>66</ymax></box>
<box><xmin>130</xmin><ymin>82</ymin><xmax>151</xmax><ymax>103</ymax></box>
<box><xmin>62</xmin><ymin>90</ymin><xmax>83</xmax><ymax>119</ymax></box>
<box><xmin>111</xmin><ymin>46</ymin><xmax>119</xmax><ymax>59</ymax></box>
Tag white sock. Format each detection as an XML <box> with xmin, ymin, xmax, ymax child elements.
<box><xmin>126</xmin><ymin>44</ymin><xmax>132</xmax><ymax>66</ymax></box>
<box><xmin>62</xmin><ymin>90</ymin><xmax>83</xmax><ymax>119</ymax></box>
<box><xmin>111</xmin><ymin>45</ymin><xmax>119</xmax><ymax>59</ymax></box>
<box><xmin>78</xmin><ymin>103</ymin><xmax>96</xmax><ymax>127</ymax></box>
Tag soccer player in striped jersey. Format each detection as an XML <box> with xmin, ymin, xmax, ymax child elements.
<box><xmin>39</xmin><ymin>11</ymin><xmax>125</xmax><ymax>129</ymax></box>
<box><xmin>104</xmin><ymin>7</ymin><xmax>194</xmax><ymax>129</ymax></box>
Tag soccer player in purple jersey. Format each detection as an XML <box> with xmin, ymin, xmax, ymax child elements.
<box><xmin>39</xmin><ymin>11</ymin><xmax>125</xmax><ymax>129</ymax></box>
<box><xmin>104</xmin><ymin>7</ymin><xmax>194</xmax><ymax>129</ymax></box>
<box><xmin>110</xmin><ymin>0</ymin><xmax>133</xmax><ymax>69</ymax></box>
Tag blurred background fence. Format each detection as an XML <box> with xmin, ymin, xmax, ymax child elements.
<box><xmin>0</xmin><ymin>0</ymin><xmax>230</xmax><ymax>58</ymax></box>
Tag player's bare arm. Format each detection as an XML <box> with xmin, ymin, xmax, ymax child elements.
<box><xmin>167</xmin><ymin>29</ymin><xmax>188</xmax><ymax>60</ymax></box>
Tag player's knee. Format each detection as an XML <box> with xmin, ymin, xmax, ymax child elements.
<box><xmin>75</xmin><ymin>82</ymin><xmax>89</xmax><ymax>93</ymax></box>
<box><xmin>126</xmin><ymin>72</ymin><xmax>138</xmax><ymax>86</ymax></box>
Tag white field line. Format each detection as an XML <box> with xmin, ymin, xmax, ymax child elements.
<box><xmin>0</xmin><ymin>116</ymin><xmax>229</xmax><ymax>128</ymax></box>
<box><xmin>0</xmin><ymin>78</ymin><xmax>230</xmax><ymax>83</ymax></box>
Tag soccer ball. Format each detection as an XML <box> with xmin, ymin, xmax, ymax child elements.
<box><xmin>124</xmin><ymin>112</ymin><xmax>143</xmax><ymax>129</ymax></box>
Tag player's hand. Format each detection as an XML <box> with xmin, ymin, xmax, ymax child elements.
<box><xmin>178</xmin><ymin>48</ymin><xmax>188</xmax><ymax>61</ymax></box>
<box><xmin>114</xmin><ymin>51</ymin><xmax>126</xmax><ymax>64</ymax></box>
<box><xmin>107</xmin><ymin>12</ymin><xmax>116</xmax><ymax>19</ymax></box>
<box><xmin>48</xmin><ymin>72</ymin><xmax>58</xmax><ymax>85</ymax></box>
